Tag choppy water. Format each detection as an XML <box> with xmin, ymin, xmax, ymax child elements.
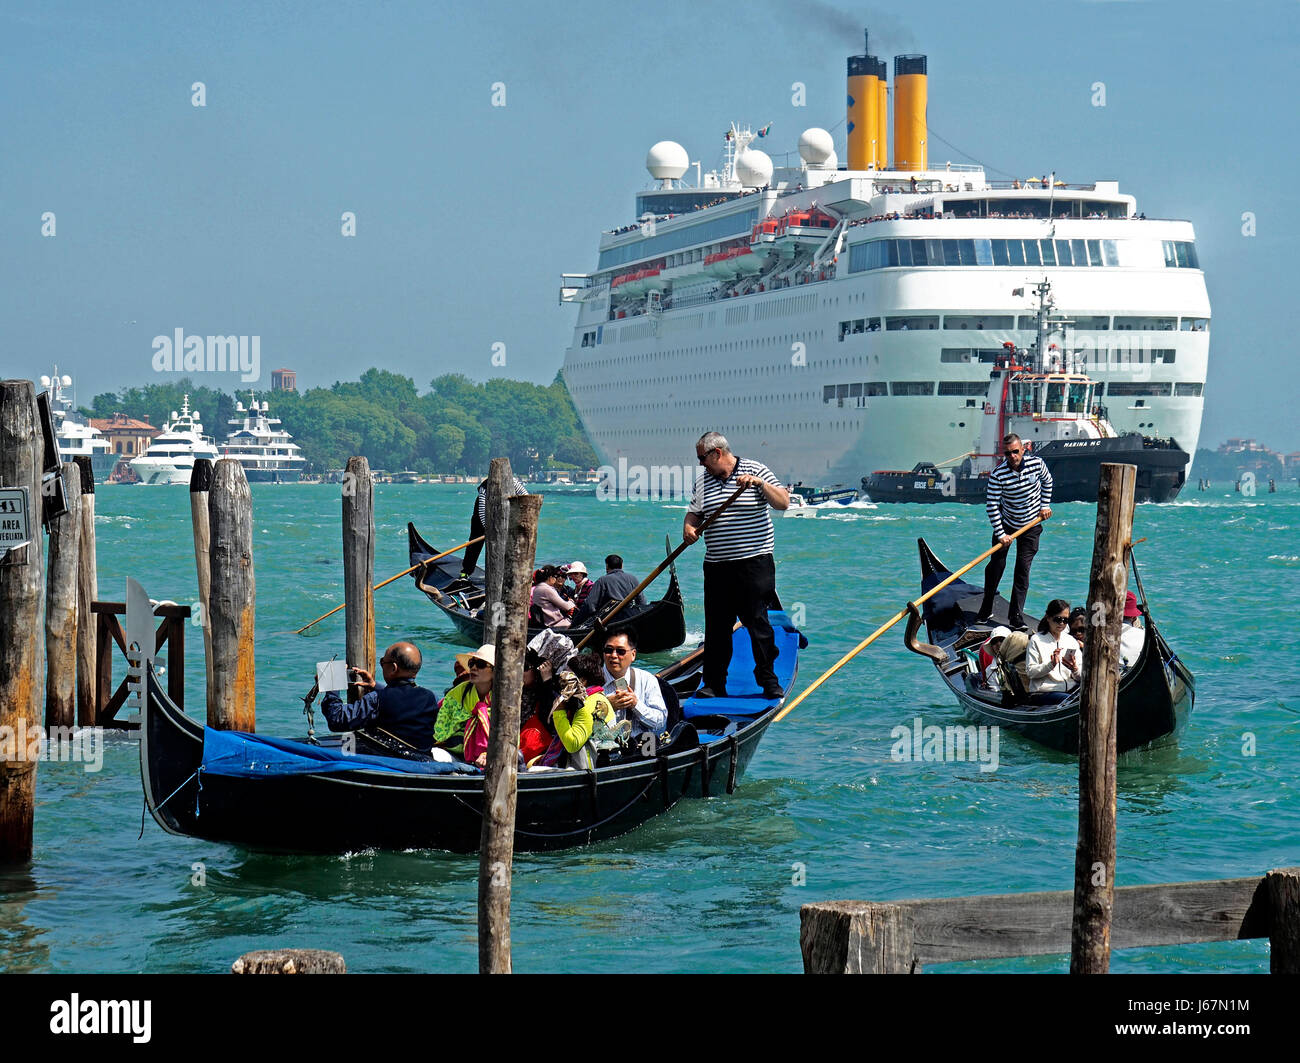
<box><xmin>3</xmin><ymin>483</ymin><xmax>1297</xmax><ymax>973</ymax></box>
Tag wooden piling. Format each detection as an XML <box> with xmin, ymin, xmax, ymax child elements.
<box><xmin>189</xmin><ymin>457</ymin><xmax>214</xmax><ymax>687</ymax></box>
<box><xmin>74</xmin><ymin>457</ymin><xmax>97</xmax><ymax>727</ymax></box>
<box><xmin>1266</xmin><ymin>867</ymin><xmax>1300</xmax><ymax>974</ymax></box>
<box><xmin>1070</xmin><ymin>462</ymin><xmax>1136</xmax><ymax>974</ymax></box>
<box><xmin>207</xmin><ymin>459</ymin><xmax>255</xmax><ymax>731</ymax></box>
<box><xmin>44</xmin><ymin>463</ymin><xmax>82</xmax><ymax>729</ymax></box>
<box><xmin>800</xmin><ymin>901</ymin><xmax>918</xmax><ymax>973</ymax></box>
<box><xmin>0</xmin><ymin>380</ymin><xmax>45</xmax><ymax>863</ymax></box>
<box><xmin>482</xmin><ymin>458</ymin><xmax>513</xmax><ymax>646</ymax></box>
<box><xmin>341</xmin><ymin>456</ymin><xmax>375</xmax><ymax>702</ymax></box>
<box><xmin>478</xmin><ymin>491</ymin><xmax>540</xmax><ymax>974</ymax></box>
<box><xmin>231</xmin><ymin>948</ymin><xmax>346</xmax><ymax>974</ymax></box>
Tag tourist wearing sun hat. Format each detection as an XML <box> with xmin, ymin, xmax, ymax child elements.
<box><xmin>436</xmin><ymin>644</ymin><xmax>495</xmax><ymax>760</ymax></box>
<box><xmin>564</xmin><ymin>562</ymin><xmax>594</xmax><ymax>608</ymax></box>
<box><xmin>1119</xmin><ymin>591</ymin><xmax>1145</xmax><ymax>670</ymax></box>
<box><xmin>978</xmin><ymin>625</ymin><xmax>1013</xmax><ymax>690</ymax></box>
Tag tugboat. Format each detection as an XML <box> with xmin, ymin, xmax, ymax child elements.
<box><xmin>862</xmin><ymin>281</ymin><xmax>1188</xmax><ymax>504</ymax></box>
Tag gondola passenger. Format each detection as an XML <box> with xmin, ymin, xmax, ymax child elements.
<box><xmin>1119</xmin><ymin>592</ymin><xmax>1145</xmax><ymax>670</ymax></box>
<box><xmin>531</xmin><ymin>565</ymin><xmax>576</xmax><ymax>630</ymax></box>
<box><xmin>1025</xmin><ymin>599</ymin><xmax>1081</xmax><ymax>704</ymax></box>
<box><xmin>538</xmin><ymin>652</ymin><xmax>617</xmax><ymax>770</ymax></box>
<box><xmin>321</xmin><ymin>641</ymin><xmax>440</xmax><ymax>752</ymax></box>
<box><xmin>601</xmin><ymin>630</ymin><xmax>667</xmax><ymax>738</ymax></box>
<box><xmin>437</xmin><ymin>644</ymin><xmax>495</xmax><ymax>761</ymax></box>
<box><xmin>978</xmin><ymin>626</ymin><xmax>1012</xmax><ymax>690</ymax></box>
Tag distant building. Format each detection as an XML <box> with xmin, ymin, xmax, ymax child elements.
<box><xmin>91</xmin><ymin>413</ymin><xmax>159</xmax><ymax>457</ymax></box>
<box><xmin>271</xmin><ymin>368</ymin><xmax>297</xmax><ymax>392</ymax></box>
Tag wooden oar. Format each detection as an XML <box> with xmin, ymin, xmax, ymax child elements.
<box><xmin>294</xmin><ymin>535</ymin><xmax>485</xmax><ymax>635</ymax></box>
<box><xmin>773</xmin><ymin>517</ymin><xmax>1044</xmax><ymax>723</ymax></box>
<box><xmin>573</xmin><ymin>482</ymin><xmax>750</xmax><ymax>651</ymax></box>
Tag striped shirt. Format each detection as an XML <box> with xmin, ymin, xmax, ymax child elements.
<box><xmin>688</xmin><ymin>456</ymin><xmax>782</xmax><ymax>562</ymax></box>
<box><xmin>985</xmin><ymin>453</ymin><xmax>1052</xmax><ymax>536</ymax></box>
<box><xmin>474</xmin><ymin>475</ymin><xmax>528</xmax><ymax>525</ymax></box>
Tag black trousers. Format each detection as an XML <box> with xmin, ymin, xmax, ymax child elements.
<box><xmin>703</xmin><ymin>553</ymin><xmax>779</xmax><ymax>692</ymax></box>
<box><xmin>461</xmin><ymin>507</ymin><xmax>486</xmax><ymax>574</ymax></box>
<box><xmin>980</xmin><ymin>525</ymin><xmax>1040</xmax><ymax>626</ymax></box>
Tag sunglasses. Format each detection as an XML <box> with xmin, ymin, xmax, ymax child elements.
<box><xmin>468</xmin><ymin>658</ymin><xmax>491</xmax><ymax>669</ymax></box>
<box><xmin>603</xmin><ymin>646</ymin><xmax>630</xmax><ymax>656</ymax></box>
<box><xmin>696</xmin><ymin>448</ymin><xmax>718</xmax><ymax>465</ymax></box>
<box><xmin>1005</xmin><ymin>449</ymin><xmax>1022</xmax><ymax>456</ymax></box>
<box><xmin>1050</xmin><ymin>615</ymin><xmax>1069</xmax><ymax>623</ymax></box>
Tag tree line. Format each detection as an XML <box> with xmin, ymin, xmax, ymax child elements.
<box><xmin>85</xmin><ymin>370</ymin><xmax>598</xmax><ymax>474</ymax></box>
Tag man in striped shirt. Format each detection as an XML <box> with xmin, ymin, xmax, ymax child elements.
<box><xmin>683</xmin><ymin>432</ymin><xmax>790</xmax><ymax>698</ymax></box>
<box><xmin>976</xmin><ymin>433</ymin><xmax>1053</xmax><ymax>629</ymax></box>
<box><xmin>457</xmin><ymin>471</ymin><xmax>528</xmax><ymax>583</ymax></box>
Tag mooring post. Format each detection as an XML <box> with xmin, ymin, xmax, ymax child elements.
<box><xmin>189</xmin><ymin>457</ymin><xmax>214</xmax><ymax>687</ymax></box>
<box><xmin>482</xmin><ymin>457</ymin><xmax>513</xmax><ymax>645</ymax></box>
<box><xmin>44</xmin><ymin>462</ymin><xmax>82</xmax><ymax>729</ymax></box>
<box><xmin>341</xmin><ymin>456</ymin><xmax>374</xmax><ymax>702</ymax></box>
<box><xmin>1070</xmin><ymin>462</ymin><xmax>1136</xmax><ymax>974</ymax></box>
<box><xmin>478</xmin><ymin>491</ymin><xmax>540</xmax><ymax>974</ymax></box>
<box><xmin>0</xmin><ymin>380</ymin><xmax>45</xmax><ymax>863</ymax></box>
<box><xmin>231</xmin><ymin>949</ymin><xmax>347</xmax><ymax>974</ymax></box>
<box><xmin>1266</xmin><ymin>866</ymin><xmax>1300</xmax><ymax>974</ymax></box>
<box><xmin>800</xmin><ymin>901</ymin><xmax>919</xmax><ymax>973</ymax></box>
<box><xmin>74</xmin><ymin>456</ymin><xmax>97</xmax><ymax>727</ymax></box>
<box><xmin>207</xmin><ymin>458</ymin><xmax>255</xmax><ymax>731</ymax></box>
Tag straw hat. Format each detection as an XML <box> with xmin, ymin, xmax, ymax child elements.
<box><xmin>471</xmin><ymin>644</ymin><xmax>496</xmax><ymax>667</ymax></box>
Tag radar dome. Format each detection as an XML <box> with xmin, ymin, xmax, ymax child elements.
<box><xmin>39</xmin><ymin>375</ymin><xmax>51</xmax><ymax>387</ymax></box>
<box><xmin>646</xmin><ymin>141</ymin><xmax>689</xmax><ymax>180</ymax></box>
<box><xmin>735</xmin><ymin>148</ymin><xmax>773</xmax><ymax>189</ymax></box>
<box><xmin>798</xmin><ymin>127</ymin><xmax>834</xmax><ymax>165</ymax></box>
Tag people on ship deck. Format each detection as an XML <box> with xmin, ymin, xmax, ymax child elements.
<box><xmin>320</xmin><ymin>641</ymin><xmax>440</xmax><ymax>752</ymax></box>
<box><xmin>1025</xmin><ymin>599</ymin><xmax>1081</xmax><ymax>704</ymax></box>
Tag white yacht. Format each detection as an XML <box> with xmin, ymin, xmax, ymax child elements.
<box><xmin>130</xmin><ymin>395</ymin><xmax>219</xmax><ymax>485</ymax></box>
<box><xmin>40</xmin><ymin>369</ymin><xmax>116</xmax><ymax>482</ymax></box>
<box><xmin>559</xmin><ymin>35</ymin><xmax>1209</xmax><ymax>485</ymax></box>
<box><xmin>221</xmin><ymin>393</ymin><xmax>305</xmax><ymax>483</ymax></box>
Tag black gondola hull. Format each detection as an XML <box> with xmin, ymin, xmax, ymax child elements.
<box><xmin>913</xmin><ymin>538</ymin><xmax>1194</xmax><ymax>754</ymax></box>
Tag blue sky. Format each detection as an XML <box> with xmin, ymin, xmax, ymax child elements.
<box><xmin>1</xmin><ymin>0</ymin><xmax>1296</xmax><ymax>449</ymax></box>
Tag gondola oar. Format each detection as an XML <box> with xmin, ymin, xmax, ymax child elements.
<box><xmin>773</xmin><ymin>516</ymin><xmax>1045</xmax><ymax>723</ymax></box>
<box><xmin>294</xmin><ymin>535</ymin><xmax>485</xmax><ymax>635</ymax></box>
<box><xmin>572</xmin><ymin>482</ymin><xmax>750</xmax><ymax>652</ymax></box>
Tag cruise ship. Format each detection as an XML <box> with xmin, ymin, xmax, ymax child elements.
<box><xmin>220</xmin><ymin>394</ymin><xmax>306</xmax><ymax>483</ymax></box>
<box><xmin>130</xmin><ymin>395</ymin><xmax>219</xmax><ymax>485</ymax></box>
<box><xmin>40</xmin><ymin>369</ymin><xmax>116</xmax><ymax>482</ymax></box>
<box><xmin>559</xmin><ymin>38</ymin><xmax>1209</xmax><ymax>485</ymax></box>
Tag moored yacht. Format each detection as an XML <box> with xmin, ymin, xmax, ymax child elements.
<box><xmin>130</xmin><ymin>396</ymin><xmax>219</xmax><ymax>485</ymax></box>
<box><xmin>40</xmin><ymin>369</ymin><xmax>116</xmax><ymax>482</ymax></box>
<box><xmin>220</xmin><ymin>393</ymin><xmax>305</xmax><ymax>483</ymax></box>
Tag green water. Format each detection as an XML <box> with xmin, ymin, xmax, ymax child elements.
<box><xmin>2</xmin><ymin>483</ymin><xmax>1297</xmax><ymax>973</ymax></box>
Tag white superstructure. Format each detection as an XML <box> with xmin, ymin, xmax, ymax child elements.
<box><xmin>560</xmin><ymin>46</ymin><xmax>1209</xmax><ymax>485</ymax></box>
<box><xmin>220</xmin><ymin>393</ymin><xmax>305</xmax><ymax>482</ymax></box>
<box><xmin>40</xmin><ymin>368</ymin><xmax>116</xmax><ymax>481</ymax></box>
<box><xmin>130</xmin><ymin>395</ymin><xmax>219</xmax><ymax>485</ymax></box>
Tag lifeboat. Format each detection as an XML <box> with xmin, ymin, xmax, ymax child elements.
<box><xmin>704</xmin><ymin>249</ymin><xmax>741</xmax><ymax>279</ymax></box>
<box><xmin>732</xmin><ymin>246</ymin><xmax>761</xmax><ymax>276</ymax></box>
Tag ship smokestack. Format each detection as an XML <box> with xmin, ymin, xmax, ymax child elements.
<box><xmin>846</xmin><ymin>30</ymin><xmax>883</xmax><ymax>170</ymax></box>
<box><xmin>875</xmin><ymin>57</ymin><xmax>889</xmax><ymax>170</ymax></box>
<box><xmin>893</xmin><ymin>54</ymin><xmax>928</xmax><ymax>170</ymax></box>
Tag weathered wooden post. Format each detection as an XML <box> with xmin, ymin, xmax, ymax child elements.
<box><xmin>1266</xmin><ymin>866</ymin><xmax>1300</xmax><ymax>974</ymax></box>
<box><xmin>482</xmin><ymin>457</ymin><xmax>513</xmax><ymax>645</ymax></box>
<box><xmin>231</xmin><ymin>948</ymin><xmax>347</xmax><ymax>974</ymax></box>
<box><xmin>800</xmin><ymin>901</ymin><xmax>918</xmax><ymax>974</ymax></box>
<box><xmin>342</xmin><ymin>456</ymin><xmax>374</xmax><ymax>702</ymax></box>
<box><xmin>478</xmin><ymin>491</ymin><xmax>540</xmax><ymax>974</ymax></box>
<box><xmin>1070</xmin><ymin>462</ymin><xmax>1136</xmax><ymax>974</ymax></box>
<box><xmin>0</xmin><ymin>380</ymin><xmax>45</xmax><ymax>862</ymax></box>
<box><xmin>190</xmin><ymin>457</ymin><xmax>214</xmax><ymax>686</ymax></box>
<box><xmin>44</xmin><ymin>462</ymin><xmax>82</xmax><ymax>729</ymax></box>
<box><xmin>74</xmin><ymin>456</ymin><xmax>97</xmax><ymax>727</ymax></box>
<box><xmin>207</xmin><ymin>458</ymin><xmax>255</xmax><ymax>731</ymax></box>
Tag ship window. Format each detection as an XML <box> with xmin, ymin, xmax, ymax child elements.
<box><xmin>1162</xmin><ymin>241</ymin><xmax>1178</xmax><ymax>268</ymax></box>
<box><xmin>942</xmin><ymin>239</ymin><xmax>960</xmax><ymax>266</ymax></box>
<box><xmin>865</xmin><ymin>382</ymin><xmax>888</xmax><ymax>396</ymax></box>
<box><xmin>887</xmin><ymin>316</ymin><xmax>940</xmax><ymax>331</ymax></box>
<box><xmin>1023</xmin><ymin>240</ymin><xmax>1041</xmax><ymax>266</ymax></box>
<box><xmin>1038</xmin><ymin>240</ymin><xmax>1056</xmax><ymax>266</ymax></box>
<box><xmin>1154</xmin><ymin>349</ymin><xmax>1176</xmax><ymax>362</ymax></box>
<box><xmin>1087</xmin><ymin>240</ymin><xmax>1102</xmax><ymax>266</ymax></box>
<box><xmin>849</xmin><ymin>383</ymin><xmax>863</xmax><ymax>397</ymax></box>
<box><xmin>959</xmin><ymin>239</ymin><xmax>978</xmax><ymax>265</ymax></box>
<box><xmin>1072</xmin><ymin>315</ymin><xmax>1111</xmax><ymax>330</ymax></box>
<box><xmin>945</xmin><ymin>315</ymin><xmax>1013</xmax><ymax>330</ymax></box>
<box><xmin>1114</xmin><ymin>316</ymin><xmax>1176</xmax><ymax>331</ymax></box>
<box><xmin>1107</xmin><ymin>382</ymin><xmax>1173</xmax><ymax>397</ymax></box>
<box><xmin>1180</xmin><ymin>317</ymin><xmax>1209</xmax><ymax>331</ymax></box>
<box><xmin>1045</xmin><ymin>383</ymin><xmax>1066</xmax><ymax>413</ymax></box>
<box><xmin>891</xmin><ymin>381</ymin><xmax>936</xmax><ymax>395</ymax></box>
<box><xmin>938</xmin><ymin>381</ymin><xmax>988</xmax><ymax>396</ymax></box>
<box><xmin>910</xmin><ymin>240</ymin><xmax>929</xmax><ymax>265</ymax></box>
<box><xmin>1067</xmin><ymin>384</ymin><xmax>1089</xmax><ymax>412</ymax></box>
<box><xmin>974</xmin><ymin>239</ymin><xmax>993</xmax><ymax>265</ymax></box>
<box><xmin>1102</xmin><ymin>239</ymin><xmax>1119</xmax><ymax>266</ymax></box>
<box><xmin>941</xmin><ymin>348</ymin><xmax>972</xmax><ymax>363</ymax></box>
<box><xmin>1070</xmin><ymin>239</ymin><xmax>1087</xmax><ymax>266</ymax></box>
<box><xmin>1175</xmin><ymin>242</ymin><xmax>1192</xmax><ymax>268</ymax></box>
<box><xmin>1007</xmin><ymin>239</ymin><xmax>1025</xmax><ymax>266</ymax></box>
<box><xmin>1051</xmin><ymin>239</ymin><xmax>1070</xmax><ymax>266</ymax></box>
<box><xmin>895</xmin><ymin>240</ymin><xmax>912</xmax><ymax>266</ymax></box>
<box><xmin>1174</xmin><ymin>382</ymin><xmax>1203</xmax><ymax>396</ymax></box>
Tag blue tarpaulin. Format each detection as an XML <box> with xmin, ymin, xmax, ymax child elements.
<box><xmin>681</xmin><ymin>610</ymin><xmax>806</xmax><ymax>720</ymax></box>
<box><xmin>200</xmin><ymin>727</ymin><xmax>479</xmax><ymax>779</ymax></box>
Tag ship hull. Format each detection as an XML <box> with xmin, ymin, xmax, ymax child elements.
<box><xmin>241</xmin><ymin>467</ymin><xmax>302</xmax><ymax>483</ymax></box>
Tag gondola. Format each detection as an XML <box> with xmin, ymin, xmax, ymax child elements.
<box><xmin>407</xmin><ymin>522</ymin><xmax>687</xmax><ymax>654</ymax></box>
<box><xmin>140</xmin><ymin>612</ymin><xmax>805</xmax><ymax>854</ymax></box>
<box><xmin>903</xmin><ymin>538</ymin><xmax>1194</xmax><ymax>754</ymax></box>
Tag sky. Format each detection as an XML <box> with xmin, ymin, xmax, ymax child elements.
<box><xmin>1</xmin><ymin>0</ymin><xmax>1297</xmax><ymax>450</ymax></box>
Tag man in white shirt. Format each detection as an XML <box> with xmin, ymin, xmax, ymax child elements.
<box><xmin>1119</xmin><ymin>592</ymin><xmax>1145</xmax><ymax>669</ymax></box>
<box><xmin>600</xmin><ymin>630</ymin><xmax>667</xmax><ymax>737</ymax></box>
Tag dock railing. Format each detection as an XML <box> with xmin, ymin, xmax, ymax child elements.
<box><xmin>800</xmin><ymin>867</ymin><xmax>1300</xmax><ymax>973</ymax></box>
<box><xmin>91</xmin><ymin>600</ymin><xmax>189</xmax><ymax>727</ymax></box>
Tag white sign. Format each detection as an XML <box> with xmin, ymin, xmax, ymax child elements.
<box><xmin>316</xmin><ymin>660</ymin><xmax>350</xmax><ymax>693</ymax></box>
<box><xmin>0</xmin><ymin>487</ymin><xmax>31</xmax><ymax>560</ymax></box>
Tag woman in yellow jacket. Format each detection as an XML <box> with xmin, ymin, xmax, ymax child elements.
<box><xmin>541</xmin><ymin>652</ymin><xmax>617</xmax><ymax>770</ymax></box>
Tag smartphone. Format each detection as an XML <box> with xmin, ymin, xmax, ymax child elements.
<box><xmin>614</xmin><ymin>677</ymin><xmax>630</xmax><ymax>693</ymax></box>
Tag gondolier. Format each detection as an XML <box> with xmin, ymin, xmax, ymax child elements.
<box><xmin>976</xmin><ymin>433</ymin><xmax>1052</xmax><ymax>629</ymax></box>
<box><xmin>683</xmin><ymin>431</ymin><xmax>790</xmax><ymax>698</ymax></box>
<box><xmin>457</xmin><ymin>471</ymin><xmax>527</xmax><ymax>584</ymax></box>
